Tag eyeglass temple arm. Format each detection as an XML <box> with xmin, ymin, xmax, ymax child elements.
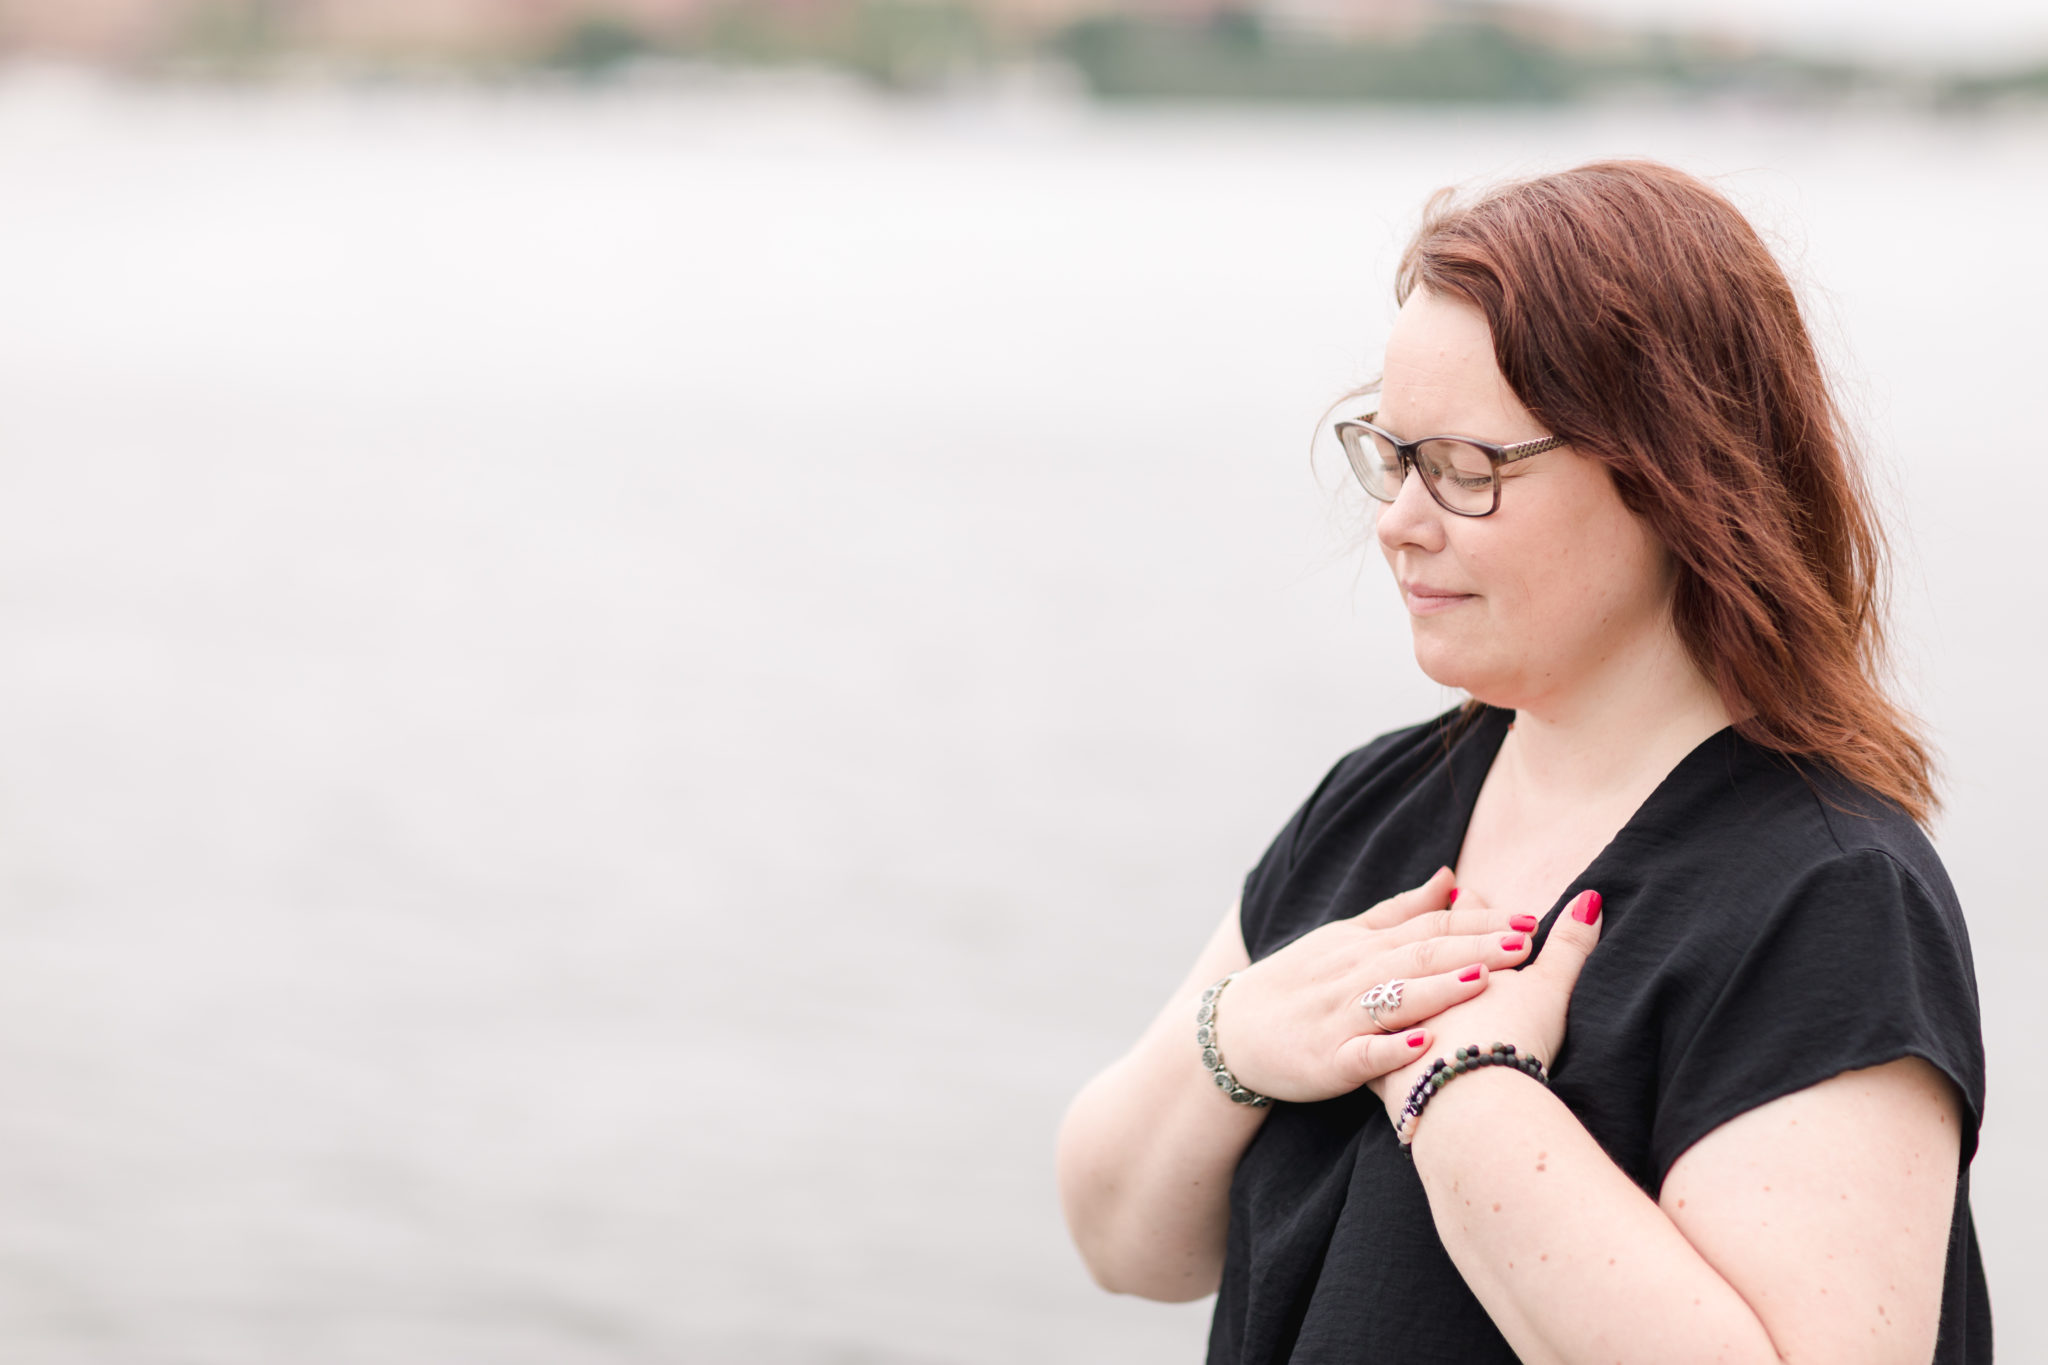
<box><xmin>1496</xmin><ymin>434</ymin><xmax>1568</xmax><ymax>465</ymax></box>
<box><xmin>1353</xmin><ymin>411</ymin><xmax>1566</xmax><ymax>467</ymax></box>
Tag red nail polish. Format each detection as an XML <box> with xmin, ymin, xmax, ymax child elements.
<box><xmin>1509</xmin><ymin>914</ymin><xmax>1537</xmax><ymax>933</ymax></box>
<box><xmin>1448</xmin><ymin>888</ymin><xmax>1459</xmax><ymax>904</ymax></box>
<box><xmin>1501</xmin><ymin>935</ymin><xmax>1525</xmax><ymax>952</ymax></box>
<box><xmin>1405</xmin><ymin>1030</ymin><xmax>1426</xmax><ymax>1047</ymax></box>
<box><xmin>1458</xmin><ymin>965</ymin><xmax>1482</xmax><ymax>983</ymax></box>
<box><xmin>1573</xmin><ymin>890</ymin><xmax>1603</xmax><ymax>925</ymax></box>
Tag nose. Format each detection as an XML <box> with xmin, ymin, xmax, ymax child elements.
<box><xmin>1374</xmin><ymin>458</ymin><xmax>1447</xmax><ymax>556</ymax></box>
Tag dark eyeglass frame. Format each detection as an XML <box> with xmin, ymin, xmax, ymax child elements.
<box><xmin>1333</xmin><ymin>404</ymin><xmax>1568</xmax><ymax>518</ymax></box>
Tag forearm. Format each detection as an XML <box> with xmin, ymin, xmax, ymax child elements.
<box><xmin>1408</xmin><ymin>1069</ymin><xmax>1780</xmax><ymax>1365</ymax></box>
<box><xmin>1056</xmin><ymin>981</ymin><xmax>1268</xmax><ymax>1301</ymax></box>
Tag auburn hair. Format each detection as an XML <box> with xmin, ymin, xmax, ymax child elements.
<box><xmin>1392</xmin><ymin>159</ymin><xmax>1937</xmax><ymax>823</ymax></box>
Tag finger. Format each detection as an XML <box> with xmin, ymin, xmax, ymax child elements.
<box><xmin>1383</xmin><ymin>928</ymin><xmax>1535</xmax><ymax>979</ymax></box>
<box><xmin>1354</xmin><ymin>865</ymin><xmax>1457</xmax><ymax>929</ymax></box>
<box><xmin>1349</xmin><ymin>962</ymin><xmax>1491</xmax><ymax>1036</ymax></box>
<box><xmin>1533</xmin><ymin>889</ymin><xmax>1604</xmax><ymax>990</ymax></box>
<box><xmin>1334</xmin><ymin>1026</ymin><xmax>1433</xmax><ymax>1086</ymax></box>
<box><xmin>1380</xmin><ymin>906</ymin><xmax>1539</xmax><ymax>948</ymax></box>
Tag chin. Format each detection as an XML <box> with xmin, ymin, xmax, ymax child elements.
<box><xmin>1410</xmin><ymin>636</ymin><xmax>1513</xmax><ymax>708</ymax></box>
<box><xmin>1410</xmin><ymin>631</ymin><xmax>1472</xmax><ymax>690</ymax></box>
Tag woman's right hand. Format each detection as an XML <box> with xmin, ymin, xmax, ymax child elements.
<box><xmin>1213</xmin><ymin>867</ymin><xmax>1537</xmax><ymax>1104</ymax></box>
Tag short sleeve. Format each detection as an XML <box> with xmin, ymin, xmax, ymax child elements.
<box><xmin>1238</xmin><ymin>751</ymin><xmax>1356</xmax><ymax>943</ymax></box>
<box><xmin>1235</xmin><ymin>727</ymin><xmax>1420</xmax><ymax>958</ymax></box>
<box><xmin>1648</xmin><ymin>847</ymin><xmax>1986</xmax><ymax>1187</ymax></box>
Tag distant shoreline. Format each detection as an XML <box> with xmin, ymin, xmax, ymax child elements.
<box><xmin>2</xmin><ymin>2</ymin><xmax>2045</xmax><ymax>111</ymax></box>
<box><xmin>4</xmin><ymin>53</ymin><xmax>2047</xmax><ymax>120</ymax></box>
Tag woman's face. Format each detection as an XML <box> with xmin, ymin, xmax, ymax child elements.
<box><xmin>1374</xmin><ymin>288</ymin><xmax>1678</xmax><ymax>713</ymax></box>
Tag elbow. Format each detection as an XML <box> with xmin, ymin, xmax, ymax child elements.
<box><xmin>1061</xmin><ymin>1187</ymin><xmax>1223</xmax><ymax>1304</ymax></box>
<box><xmin>1058</xmin><ymin>1168</ymin><xmax>1219</xmax><ymax>1303</ymax></box>
<box><xmin>1078</xmin><ymin>1244</ymin><xmax>1220</xmax><ymax>1303</ymax></box>
<box><xmin>1076</xmin><ymin>1246</ymin><xmax>1136</xmax><ymax>1297</ymax></box>
<box><xmin>1055</xmin><ymin>1174</ymin><xmax>1147</xmax><ymax>1299</ymax></box>
<box><xmin>1055</xmin><ymin>1090</ymin><xmax>1224</xmax><ymax>1303</ymax></box>
<box><xmin>1132</xmin><ymin>1271</ymin><xmax>1223</xmax><ymax>1304</ymax></box>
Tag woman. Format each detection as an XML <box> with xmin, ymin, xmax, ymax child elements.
<box><xmin>1055</xmin><ymin>160</ymin><xmax>1988</xmax><ymax>1365</ymax></box>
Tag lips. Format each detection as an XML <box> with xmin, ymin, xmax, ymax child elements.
<box><xmin>1401</xmin><ymin>582</ymin><xmax>1475</xmax><ymax>615</ymax></box>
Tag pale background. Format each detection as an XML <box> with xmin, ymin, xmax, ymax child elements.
<box><xmin>1548</xmin><ymin>0</ymin><xmax>2047</xmax><ymax>59</ymax></box>
<box><xmin>0</xmin><ymin>66</ymin><xmax>2040</xmax><ymax>1364</ymax></box>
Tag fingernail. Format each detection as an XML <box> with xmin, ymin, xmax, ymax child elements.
<box><xmin>1405</xmin><ymin>1030</ymin><xmax>1426</xmax><ymax>1047</ymax></box>
<box><xmin>1572</xmin><ymin>890</ymin><xmax>1603</xmax><ymax>925</ymax></box>
<box><xmin>1448</xmin><ymin>888</ymin><xmax>1460</xmax><ymax>904</ymax></box>
<box><xmin>1458</xmin><ymin>965</ymin><xmax>1482</xmax><ymax>983</ymax></box>
<box><xmin>1509</xmin><ymin>914</ymin><xmax>1537</xmax><ymax>932</ymax></box>
<box><xmin>1501</xmin><ymin>935</ymin><xmax>1525</xmax><ymax>952</ymax></box>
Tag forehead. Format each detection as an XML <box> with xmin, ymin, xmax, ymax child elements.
<box><xmin>1378</xmin><ymin>289</ymin><xmax>1528</xmax><ymax>432</ymax></box>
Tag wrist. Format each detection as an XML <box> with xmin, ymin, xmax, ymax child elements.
<box><xmin>1396</xmin><ymin>1043</ymin><xmax>1549</xmax><ymax>1155</ymax></box>
<box><xmin>1196</xmin><ymin>974</ymin><xmax>1272</xmax><ymax>1109</ymax></box>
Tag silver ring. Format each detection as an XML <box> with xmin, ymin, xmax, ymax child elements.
<box><xmin>1358</xmin><ymin>979</ymin><xmax>1406</xmax><ymax>1033</ymax></box>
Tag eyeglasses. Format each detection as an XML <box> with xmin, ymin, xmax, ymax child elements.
<box><xmin>1332</xmin><ymin>402</ymin><xmax>1568</xmax><ymax>518</ymax></box>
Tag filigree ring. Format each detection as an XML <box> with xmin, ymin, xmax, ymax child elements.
<box><xmin>1357</xmin><ymin>979</ymin><xmax>1406</xmax><ymax>1033</ymax></box>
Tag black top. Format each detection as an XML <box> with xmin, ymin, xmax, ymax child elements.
<box><xmin>1208</xmin><ymin>705</ymin><xmax>1989</xmax><ymax>1365</ymax></box>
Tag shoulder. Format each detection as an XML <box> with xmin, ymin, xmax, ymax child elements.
<box><xmin>1804</xmin><ymin>763</ymin><xmax>1960</xmax><ymax>919</ymax></box>
<box><xmin>1302</xmin><ymin>703</ymin><xmax>1499</xmax><ymax>822</ymax></box>
<box><xmin>1628</xmin><ymin>728</ymin><xmax>1960</xmax><ymax>927</ymax></box>
<box><xmin>1610</xmin><ymin>733</ymin><xmax>1986</xmax><ymax>1176</ymax></box>
<box><xmin>1239</xmin><ymin>705</ymin><xmax>1505</xmax><ymax>957</ymax></box>
<box><xmin>1625</xmin><ymin>731</ymin><xmax>1977</xmax><ymax>1017</ymax></box>
<box><xmin>1259</xmin><ymin>704</ymin><xmax>1496</xmax><ymax>863</ymax></box>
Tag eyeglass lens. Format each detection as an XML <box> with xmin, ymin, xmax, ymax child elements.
<box><xmin>1344</xmin><ymin>427</ymin><xmax>1497</xmax><ymax>515</ymax></box>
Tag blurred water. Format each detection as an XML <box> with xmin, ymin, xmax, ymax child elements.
<box><xmin>0</xmin><ymin>72</ymin><xmax>2041</xmax><ymax>1363</ymax></box>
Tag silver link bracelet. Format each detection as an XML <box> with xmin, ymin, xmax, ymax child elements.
<box><xmin>1197</xmin><ymin>973</ymin><xmax>1273</xmax><ymax>1108</ymax></box>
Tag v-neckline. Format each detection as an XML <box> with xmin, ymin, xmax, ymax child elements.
<box><xmin>1434</xmin><ymin>705</ymin><xmax>1738</xmax><ymax>947</ymax></box>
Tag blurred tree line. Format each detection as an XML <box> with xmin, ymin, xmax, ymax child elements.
<box><xmin>4</xmin><ymin>0</ymin><xmax>2043</xmax><ymax>106</ymax></box>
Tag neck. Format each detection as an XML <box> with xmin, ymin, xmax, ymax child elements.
<box><xmin>1492</xmin><ymin>624</ymin><xmax>1733</xmax><ymax>806</ymax></box>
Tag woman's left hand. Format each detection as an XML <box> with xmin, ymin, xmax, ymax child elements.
<box><xmin>1367</xmin><ymin>888</ymin><xmax>1605</xmax><ymax>1128</ymax></box>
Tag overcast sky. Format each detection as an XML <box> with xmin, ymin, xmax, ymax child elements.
<box><xmin>1545</xmin><ymin>0</ymin><xmax>2048</xmax><ymax>63</ymax></box>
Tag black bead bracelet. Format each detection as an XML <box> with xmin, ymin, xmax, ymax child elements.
<box><xmin>1396</xmin><ymin>1043</ymin><xmax>1549</xmax><ymax>1157</ymax></box>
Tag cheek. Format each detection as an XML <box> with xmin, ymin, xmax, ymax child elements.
<box><xmin>1544</xmin><ymin>517</ymin><xmax>1669</xmax><ymax>636</ymax></box>
<box><xmin>1470</xmin><ymin>501</ymin><xmax>1666</xmax><ymax>640</ymax></box>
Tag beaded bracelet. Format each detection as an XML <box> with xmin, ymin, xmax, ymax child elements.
<box><xmin>1395</xmin><ymin>1043</ymin><xmax>1548</xmax><ymax>1156</ymax></box>
<box><xmin>1196</xmin><ymin>974</ymin><xmax>1272</xmax><ymax>1108</ymax></box>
